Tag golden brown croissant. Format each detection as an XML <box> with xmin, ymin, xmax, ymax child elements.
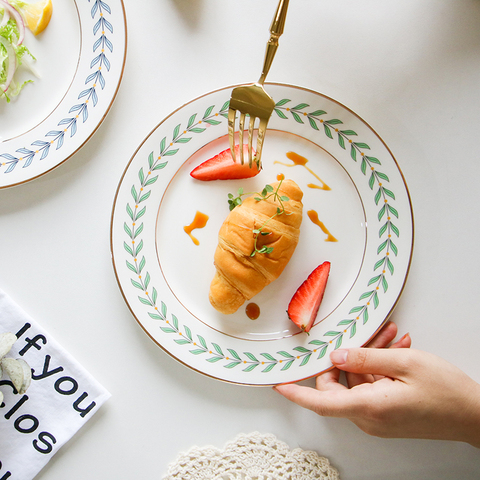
<box><xmin>209</xmin><ymin>179</ymin><xmax>303</xmax><ymax>314</ymax></box>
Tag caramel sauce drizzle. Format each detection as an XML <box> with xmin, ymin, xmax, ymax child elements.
<box><xmin>184</xmin><ymin>211</ymin><xmax>209</xmax><ymax>245</ymax></box>
<box><xmin>307</xmin><ymin>210</ymin><xmax>338</xmax><ymax>242</ymax></box>
<box><xmin>274</xmin><ymin>151</ymin><xmax>331</xmax><ymax>191</ymax></box>
<box><xmin>246</xmin><ymin>302</ymin><xmax>260</xmax><ymax>320</ymax></box>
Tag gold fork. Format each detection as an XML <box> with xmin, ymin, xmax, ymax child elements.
<box><xmin>228</xmin><ymin>0</ymin><xmax>290</xmax><ymax>168</ymax></box>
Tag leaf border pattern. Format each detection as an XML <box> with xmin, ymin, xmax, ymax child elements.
<box><xmin>121</xmin><ymin>97</ymin><xmax>404</xmax><ymax>375</ymax></box>
<box><xmin>0</xmin><ymin>0</ymin><xmax>116</xmax><ymax>174</ymax></box>
<box><xmin>273</xmin><ymin>101</ymin><xmax>400</xmax><ymax>350</ymax></box>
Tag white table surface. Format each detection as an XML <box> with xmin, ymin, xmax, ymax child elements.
<box><xmin>1</xmin><ymin>0</ymin><xmax>480</xmax><ymax>478</ymax></box>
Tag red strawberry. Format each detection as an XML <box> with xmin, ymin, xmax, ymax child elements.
<box><xmin>190</xmin><ymin>145</ymin><xmax>260</xmax><ymax>181</ymax></box>
<box><xmin>287</xmin><ymin>262</ymin><xmax>331</xmax><ymax>333</ymax></box>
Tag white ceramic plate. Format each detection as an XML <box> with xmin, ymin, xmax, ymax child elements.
<box><xmin>111</xmin><ymin>84</ymin><xmax>414</xmax><ymax>386</ymax></box>
<box><xmin>0</xmin><ymin>0</ymin><xmax>126</xmax><ymax>188</ymax></box>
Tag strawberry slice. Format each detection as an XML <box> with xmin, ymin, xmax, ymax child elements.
<box><xmin>287</xmin><ymin>262</ymin><xmax>331</xmax><ymax>333</ymax></box>
<box><xmin>190</xmin><ymin>145</ymin><xmax>260</xmax><ymax>181</ymax></box>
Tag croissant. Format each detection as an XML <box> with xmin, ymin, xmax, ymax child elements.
<box><xmin>209</xmin><ymin>179</ymin><xmax>303</xmax><ymax>314</ymax></box>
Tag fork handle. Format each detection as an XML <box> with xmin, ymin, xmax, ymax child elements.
<box><xmin>258</xmin><ymin>0</ymin><xmax>290</xmax><ymax>85</ymax></box>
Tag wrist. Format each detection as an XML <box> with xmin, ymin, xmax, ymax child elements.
<box><xmin>461</xmin><ymin>380</ymin><xmax>480</xmax><ymax>448</ymax></box>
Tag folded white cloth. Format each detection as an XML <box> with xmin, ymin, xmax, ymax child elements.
<box><xmin>0</xmin><ymin>289</ymin><xmax>110</xmax><ymax>480</ymax></box>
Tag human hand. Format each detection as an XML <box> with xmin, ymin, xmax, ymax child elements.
<box><xmin>275</xmin><ymin>322</ymin><xmax>480</xmax><ymax>447</ymax></box>
<box><xmin>334</xmin><ymin>320</ymin><xmax>411</xmax><ymax>389</ymax></box>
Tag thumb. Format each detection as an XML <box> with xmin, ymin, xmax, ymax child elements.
<box><xmin>330</xmin><ymin>347</ymin><xmax>411</xmax><ymax>379</ymax></box>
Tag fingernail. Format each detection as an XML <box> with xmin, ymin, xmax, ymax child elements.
<box><xmin>330</xmin><ymin>349</ymin><xmax>348</xmax><ymax>365</ymax></box>
<box><xmin>399</xmin><ymin>332</ymin><xmax>411</xmax><ymax>343</ymax></box>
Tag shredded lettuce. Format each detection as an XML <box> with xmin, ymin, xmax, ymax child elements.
<box><xmin>0</xmin><ymin>4</ymin><xmax>36</xmax><ymax>102</ymax></box>
<box><xmin>9</xmin><ymin>0</ymin><xmax>28</xmax><ymax>12</ymax></box>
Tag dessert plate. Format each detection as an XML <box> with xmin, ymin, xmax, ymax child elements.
<box><xmin>0</xmin><ymin>0</ymin><xmax>126</xmax><ymax>188</ymax></box>
<box><xmin>111</xmin><ymin>83</ymin><xmax>414</xmax><ymax>386</ymax></box>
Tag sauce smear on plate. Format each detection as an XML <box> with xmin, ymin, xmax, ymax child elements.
<box><xmin>184</xmin><ymin>211</ymin><xmax>209</xmax><ymax>245</ymax></box>
<box><xmin>307</xmin><ymin>210</ymin><xmax>338</xmax><ymax>242</ymax></box>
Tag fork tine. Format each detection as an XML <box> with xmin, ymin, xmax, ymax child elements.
<box><xmin>247</xmin><ymin>115</ymin><xmax>255</xmax><ymax>168</ymax></box>
<box><xmin>255</xmin><ymin>117</ymin><xmax>268</xmax><ymax>167</ymax></box>
<box><xmin>228</xmin><ymin>0</ymin><xmax>289</xmax><ymax>168</ymax></box>
<box><xmin>238</xmin><ymin>112</ymin><xmax>246</xmax><ymax>165</ymax></box>
<box><xmin>228</xmin><ymin>107</ymin><xmax>237</xmax><ymax>162</ymax></box>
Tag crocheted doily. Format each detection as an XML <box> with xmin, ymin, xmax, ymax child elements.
<box><xmin>163</xmin><ymin>432</ymin><xmax>340</xmax><ymax>480</ymax></box>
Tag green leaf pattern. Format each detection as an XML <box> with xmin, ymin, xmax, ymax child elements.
<box><xmin>273</xmin><ymin>99</ymin><xmax>401</xmax><ymax>352</ymax></box>
<box><xmin>0</xmin><ymin>0</ymin><xmax>117</xmax><ymax>174</ymax></box>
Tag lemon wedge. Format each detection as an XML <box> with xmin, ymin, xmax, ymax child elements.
<box><xmin>19</xmin><ymin>0</ymin><xmax>53</xmax><ymax>36</ymax></box>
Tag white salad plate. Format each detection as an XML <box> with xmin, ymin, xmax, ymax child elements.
<box><xmin>0</xmin><ymin>0</ymin><xmax>126</xmax><ymax>188</ymax></box>
<box><xmin>111</xmin><ymin>83</ymin><xmax>414</xmax><ymax>386</ymax></box>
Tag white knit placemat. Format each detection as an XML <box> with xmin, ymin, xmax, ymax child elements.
<box><xmin>163</xmin><ymin>432</ymin><xmax>340</xmax><ymax>480</ymax></box>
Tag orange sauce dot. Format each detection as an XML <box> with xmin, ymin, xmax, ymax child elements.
<box><xmin>286</xmin><ymin>151</ymin><xmax>308</xmax><ymax>166</ymax></box>
<box><xmin>184</xmin><ymin>211</ymin><xmax>209</xmax><ymax>245</ymax></box>
<box><xmin>274</xmin><ymin>151</ymin><xmax>331</xmax><ymax>191</ymax></box>
<box><xmin>307</xmin><ymin>210</ymin><xmax>338</xmax><ymax>242</ymax></box>
<box><xmin>246</xmin><ymin>303</ymin><xmax>260</xmax><ymax>320</ymax></box>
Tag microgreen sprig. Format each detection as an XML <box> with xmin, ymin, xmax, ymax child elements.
<box><xmin>228</xmin><ymin>187</ymin><xmax>244</xmax><ymax>211</ymax></box>
<box><xmin>227</xmin><ymin>179</ymin><xmax>290</xmax><ymax>256</ymax></box>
